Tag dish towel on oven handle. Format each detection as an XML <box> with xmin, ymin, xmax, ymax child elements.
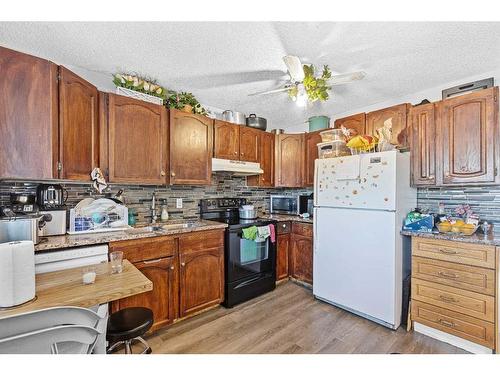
<box><xmin>242</xmin><ymin>226</ymin><xmax>258</xmax><ymax>241</ymax></box>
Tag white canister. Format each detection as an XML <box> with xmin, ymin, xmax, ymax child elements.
<box><xmin>0</xmin><ymin>241</ymin><xmax>36</xmax><ymax>308</ymax></box>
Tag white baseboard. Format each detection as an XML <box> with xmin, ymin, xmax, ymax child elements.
<box><xmin>414</xmin><ymin>322</ymin><xmax>492</xmax><ymax>354</ymax></box>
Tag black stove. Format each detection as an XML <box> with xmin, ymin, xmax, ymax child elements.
<box><xmin>199</xmin><ymin>198</ymin><xmax>277</xmax><ymax>308</ymax></box>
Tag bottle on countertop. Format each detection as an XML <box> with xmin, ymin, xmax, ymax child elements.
<box><xmin>161</xmin><ymin>200</ymin><xmax>169</xmax><ymax>222</ymax></box>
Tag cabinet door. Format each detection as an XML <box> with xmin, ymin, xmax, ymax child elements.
<box><xmin>0</xmin><ymin>46</ymin><xmax>58</xmax><ymax>179</ymax></box>
<box><xmin>170</xmin><ymin>109</ymin><xmax>213</xmax><ymax>185</ymax></box>
<box><xmin>290</xmin><ymin>234</ymin><xmax>313</xmax><ymax>284</ymax></box>
<box><xmin>305</xmin><ymin>131</ymin><xmax>323</xmax><ymax>186</ymax></box>
<box><xmin>247</xmin><ymin>131</ymin><xmax>275</xmax><ymax>187</ymax></box>
<box><xmin>275</xmin><ymin>133</ymin><xmax>304</xmax><ymax>187</ymax></box>
<box><xmin>107</xmin><ymin>93</ymin><xmax>168</xmax><ymax>184</ymax></box>
<box><xmin>213</xmin><ymin>120</ymin><xmax>240</xmax><ymax>160</ymax></box>
<box><xmin>239</xmin><ymin>126</ymin><xmax>260</xmax><ymax>162</ymax></box>
<box><xmin>58</xmin><ymin>66</ymin><xmax>99</xmax><ymax>180</ymax></box>
<box><xmin>409</xmin><ymin>103</ymin><xmax>436</xmax><ymax>186</ymax></box>
<box><xmin>366</xmin><ymin>104</ymin><xmax>409</xmax><ymax>149</ymax></box>
<box><xmin>276</xmin><ymin>233</ymin><xmax>290</xmax><ymax>281</ymax></box>
<box><xmin>179</xmin><ymin>248</ymin><xmax>224</xmax><ymax>317</ymax></box>
<box><xmin>112</xmin><ymin>257</ymin><xmax>177</xmax><ymax>332</ymax></box>
<box><xmin>436</xmin><ymin>87</ymin><xmax>498</xmax><ymax>185</ymax></box>
<box><xmin>334</xmin><ymin>113</ymin><xmax>366</xmax><ymax>135</ymax></box>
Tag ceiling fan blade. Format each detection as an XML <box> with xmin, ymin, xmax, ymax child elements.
<box><xmin>283</xmin><ymin>55</ymin><xmax>305</xmax><ymax>83</ymax></box>
<box><xmin>248</xmin><ymin>86</ymin><xmax>292</xmax><ymax>97</ymax></box>
<box><xmin>329</xmin><ymin>71</ymin><xmax>366</xmax><ymax>86</ymax></box>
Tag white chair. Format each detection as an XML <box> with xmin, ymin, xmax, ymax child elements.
<box><xmin>0</xmin><ymin>305</ymin><xmax>108</xmax><ymax>354</ymax></box>
<box><xmin>0</xmin><ymin>325</ymin><xmax>100</xmax><ymax>354</ymax></box>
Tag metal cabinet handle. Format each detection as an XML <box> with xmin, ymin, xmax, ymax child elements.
<box><xmin>439</xmin><ymin>295</ymin><xmax>458</xmax><ymax>303</ymax></box>
<box><xmin>241</xmin><ymin>152</ymin><xmax>245</xmax><ymax>156</ymax></box>
<box><xmin>282</xmin><ymin>224</ymin><xmax>287</xmax><ymax>228</ymax></box>
<box><xmin>171</xmin><ymin>172</ymin><xmax>176</xmax><ymax>177</ymax></box>
<box><xmin>170</xmin><ymin>266</ymin><xmax>174</xmax><ymax>270</ymax></box>
<box><xmin>438</xmin><ymin>271</ymin><xmax>458</xmax><ymax>279</ymax></box>
<box><xmin>181</xmin><ymin>262</ymin><xmax>186</xmax><ymax>267</ymax></box>
<box><xmin>438</xmin><ymin>248</ymin><xmax>458</xmax><ymax>255</ymax></box>
<box><xmin>438</xmin><ymin>319</ymin><xmax>455</xmax><ymax>328</ymax></box>
<box><xmin>160</xmin><ymin>170</ymin><xmax>166</xmax><ymax>176</ymax></box>
<box><xmin>234</xmin><ymin>151</ymin><xmax>238</xmax><ymax>155</ymax></box>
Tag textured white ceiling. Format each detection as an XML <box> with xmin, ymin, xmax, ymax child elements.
<box><xmin>1</xmin><ymin>22</ymin><xmax>500</xmax><ymax>129</ymax></box>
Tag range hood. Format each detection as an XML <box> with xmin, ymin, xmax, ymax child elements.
<box><xmin>212</xmin><ymin>158</ymin><xmax>263</xmax><ymax>176</ymax></box>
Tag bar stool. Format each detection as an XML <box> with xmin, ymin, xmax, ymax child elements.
<box><xmin>106</xmin><ymin>307</ymin><xmax>153</xmax><ymax>354</ymax></box>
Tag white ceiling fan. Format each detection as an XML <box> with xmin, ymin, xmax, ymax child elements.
<box><xmin>248</xmin><ymin>55</ymin><xmax>366</xmax><ymax>104</ymax></box>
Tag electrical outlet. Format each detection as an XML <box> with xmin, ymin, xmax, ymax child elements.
<box><xmin>176</xmin><ymin>198</ymin><xmax>183</xmax><ymax>209</ymax></box>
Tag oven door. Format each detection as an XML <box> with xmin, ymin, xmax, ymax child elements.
<box><xmin>226</xmin><ymin>225</ymin><xmax>276</xmax><ymax>282</ymax></box>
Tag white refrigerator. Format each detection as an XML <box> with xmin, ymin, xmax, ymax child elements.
<box><xmin>313</xmin><ymin>150</ymin><xmax>416</xmax><ymax>329</ymax></box>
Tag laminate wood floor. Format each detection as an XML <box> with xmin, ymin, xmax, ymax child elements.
<box><xmin>145</xmin><ymin>282</ymin><xmax>469</xmax><ymax>354</ymax></box>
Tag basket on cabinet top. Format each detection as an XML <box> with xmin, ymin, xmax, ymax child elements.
<box><xmin>115</xmin><ymin>86</ymin><xmax>164</xmax><ymax>106</ymax></box>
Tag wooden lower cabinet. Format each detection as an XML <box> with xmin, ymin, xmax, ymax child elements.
<box><xmin>276</xmin><ymin>234</ymin><xmax>290</xmax><ymax>281</ymax></box>
<box><xmin>290</xmin><ymin>233</ymin><xmax>313</xmax><ymax>284</ymax></box>
<box><xmin>111</xmin><ymin>229</ymin><xmax>224</xmax><ymax>332</ymax></box>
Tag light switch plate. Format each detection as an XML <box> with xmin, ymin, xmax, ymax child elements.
<box><xmin>176</xmin><ymin>198</ymin><xmax>183</xmax><ymax>209</ymax></box>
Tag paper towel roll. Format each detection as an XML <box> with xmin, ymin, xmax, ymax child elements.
<box><xmin>0</xmin><ymin>241</ymin><xmax>35</xmax><ymax>308</ymax></box>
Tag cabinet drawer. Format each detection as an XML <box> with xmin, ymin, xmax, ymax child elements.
<box><xmin>412</xmin><ymin>256</ymin><xmax>495</xmax><ymax>296</ymax></box>
<box><xmin>411</xmin><ymin>278</ymin><xmax>495</xmax><ymax>322</ymax></box>
<box><xmin>109</xmin><ymin>236</ymin><xmax>176</xmax><ymax>263</ymax></box>
<box><xmin>179</xmin><ymin>229</ymin><xmax>224</xmax><ymax>254</ymax></box>
<box><xmin>412</xmin><ymin>300</ymin><xmax>495</xmax><ymax>349</ymax></box>
<box><xmin>277</xmin><ymin>221</ymin><xmax>291</xmax><ymax>234</ymax></box>
<box><xmin>292</xmin><ymin>222</ymin><xmax>313</xmax><ymax>237</ymax></box>
<box><xmin>412</xmin><ymin>237</ymin><xmax>495</xmax><ymax>269</ymax></box>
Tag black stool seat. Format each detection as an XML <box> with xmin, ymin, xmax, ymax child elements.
<box><xmin>107</xmin><ymin>307</ymin><xmax>153</xmax><ymax>342</ymax></box>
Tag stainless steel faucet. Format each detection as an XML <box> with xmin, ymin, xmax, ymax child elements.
<box><xmin>151</xmin><ymin>192</ymin><xmax>157</xmax><ymax>224</ymax></box>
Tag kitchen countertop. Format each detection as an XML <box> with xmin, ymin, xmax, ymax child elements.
<box><xmin>0</xmin><ymin>260</ymin><xmax>152</xmax><ymax>319</ymax></box>
<box><xmin>401</xmin><ymin>229</ymin><xmax>500</xmax><ymax>246</ymax></box>
<box><xmin>259</xmin><ymin>214</ymin><xmax>314</xmax><ymax>224</ymax></box>
<box><xmin>34</xmin><ymin>220</ymin><xmax>228</xmax><ymax>252</ymax></box>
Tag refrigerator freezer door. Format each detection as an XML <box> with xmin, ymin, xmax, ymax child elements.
<box><xmin>313</xmin><ymin>207</ymin><xmax>399</xmax><ymax>327</ymax></box>
<box><xmin>315</xmin><ymin>151</ymin><xmax>397</xmax><ymax>211</ymax></box>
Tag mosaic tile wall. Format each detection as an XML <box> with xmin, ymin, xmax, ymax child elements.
<box><xmin>0</xmin><ymin>175</ymin><xmax>312</xmax><ymax>224</ymax></box>
<box><xmin>417</xmin><ymin>186</ymin><xmax>500</xmax><ymax>227</ymax></box>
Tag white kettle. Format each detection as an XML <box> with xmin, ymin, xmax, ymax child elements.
<box><xmin>0</xmin><ymin>241</ymin><xmax>36</xmax><ymax>308</ymax></box>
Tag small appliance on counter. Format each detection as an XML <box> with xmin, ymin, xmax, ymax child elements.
<box><xmin>7</xmin><ymin>193</ymin><xmax>38</xmax><ymax>214</ymax></box>
<box><xmin>36</xmin><ymin>184</ymin><xmax>68</xmax><ymax>210</ymax></box>
<box><xmin>270</xmin><ymin>194</ymin><xmax>313</xmax><ymax>216</ymax></box>
<box><xmin>38</xmin><ymin>210</ymin><xmax>67</xmax><ymax>236</ymax></box>
<box><xmin>239</xmin><ymin>204</ymin><xmax>257</xmax><ymax>219</ymax></box>
<box><xmin>0</xmin><ymin>213</ymin><xmax>48</xmax><ymax>244</ymax></box>
<box><xmin>0</xmin><ymin>240</ymin><xmax>36</xmax><ymax>308</ymax></box>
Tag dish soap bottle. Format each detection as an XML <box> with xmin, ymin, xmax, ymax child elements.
<box><xmin>160</xmin><ymin>200</ymin><xmax>169</xmax><ymax>222</ymax></box>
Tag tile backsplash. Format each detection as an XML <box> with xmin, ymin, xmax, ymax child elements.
<box><xmin>0</xmin><ymin>175</ymin><xmax>312</xmax><ymax>224</ymax></box>
<box><xmin>418</xmin><ymin>186</ymin><xmax>500</xmax><ymax>227</ymax></box>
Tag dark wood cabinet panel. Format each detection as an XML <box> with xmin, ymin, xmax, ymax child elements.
<box><xmin>366</xmin><ymin>104</ymin><xmax>409</xmax><ymax>149</ymax></box>
<box><xmin>275</xmin><ymin>133</ymin><xmax>304</xmax><ymax>187</ymax></box>
<box><xmin>0</xmin><ymin>46</ymin><xmax>58</xmax><ymax>179</ymax></box>
<box><xmin>276</xmin><ymin>233</ymin><xmax>290</xmax><ymax>281</ymax></box>
<box><xmin>334</xmin><ymin>113</ymin><xmax>366</xmax><ymax>135</ymax></box>
<box><xmin>179</xmin><ymin>247</ymin><xmax>224</xmax><ymax>318</ymax></box>
<box><xmin>106</xmin><ymin>93</ymin><xmax>168</xmax><ymax>184</ymax></box>
<box><xmin>58</xmin><ymin>66</ymin><xmax>99</xmax><ymax>181</ymax></box>
<box><xmin>290</xmin><ymin>233</ymin><xmax>313</xmax><ymax>285</ymax></box>
<box><xmin>248</xmin><ymin>131</ymin><xmax>275</xmax><ymax>187</ymax></box>
<box><xmin>436</xmin><ymin>87</ymin><xmax>498</xmax><ymax>185</ymax></box>
<box><xmin>213</xmin><ymin>120</ymin><xmax>240</xmax><ymax>160</ymax></box>
<box><xmin>305</xmin><ymin>131</ymin><xmax>323</xmax><ymax>187</ymax></box>
<box><xmin>112</xmin><ymin>257</ymin><xmax>177</xmax><ymax>332</ymax></box>
<box><xmin>170</xmin><ymin>109</ymin><xmax>213</xmax><ymax>185</ymax></box>
<box><xmin>409</xmin><ymin>103</ymin><xmax>436</xmax><ymax>186</ymax></box>
<box><xmin>239</xmin><ymin>126</ymin><xmax>260</xmax><ymax>163</ymax></box>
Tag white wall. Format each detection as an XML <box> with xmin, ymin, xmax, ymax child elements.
<box><xmin>282</xmin><ymin>69</ymin><xmax>500</xmax><ymax>133</ymax></box>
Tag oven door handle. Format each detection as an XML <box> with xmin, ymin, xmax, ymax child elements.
<box><xmin>234</xmin><ymin>276</ymin><xmax>263</xmax><ymax>289</ymax></box>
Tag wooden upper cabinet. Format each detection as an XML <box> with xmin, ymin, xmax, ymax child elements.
<box><xmin>248</xmin><ymin>131</ymin><xmax>275</xmax><ymax>187</ymax></box>
<box><xmin>334</xmin><ymin>113</ymin><xmax>366</xmax><ymax>135</ymax></box>
<box><xmin>436</xmin><ymin>87</ymin><xmax>499</xmax><ymax>185</ymax></box>
<box><xmin>213</xmin><ymin>120</ymin><xmax>240</xmax><ymax>160</ymax></box>
<box><xmin>366</xmin><ymin>103</ymin><xmax>410</xmax><ymax>149</ymax></box>
<box><xmin>275</xmin><ymin>133</ymin><xmax>304</xmax><ymax>187</ymax></box>
<box><xmin>106</xmin><ymin>93</ymin><xmax>168</xmax><ymax>185</ymax></box>
<box><xmin>0</xmin><ymin>46</ymin><xmax>58</xmax><ymax>179</ymax></box>
<box><xmin>305</xmin><ymin>131</ymin><xmax>323</xmax><ymax>187</ymax></box>
<box><xmin>239</xmin><ymin>126</ymin><xmax>260</xmax><ymax>162</ymax></box>
<box><xmin>170</xmin><ymin>109</ymin><xmax>213</xmax><ymax>185</ymax></box>
<box><xmin>409</xmin><ymin>103</ymin><xmax>436</xmax><ymax>186</ymax></box>
<box><xmin>113</xmin><ymin>257</ymin><xmax>177</xmax><ymax>332</ymax></box>
<box><xmin>58</xmin><ymin>66</ymin><xmax>99</xmax><ymax>181</ymax></box>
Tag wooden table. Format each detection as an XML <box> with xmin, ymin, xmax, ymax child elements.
<box><xmin>0</xmin><ymin>260</ymin><xmax>152</xmax><ymax>318</ymax></box>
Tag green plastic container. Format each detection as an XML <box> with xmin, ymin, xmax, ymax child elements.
<box><xmin>308</xmin><ymin>116</ymin><xmax>330</xmax><ymax>132</ymax></box>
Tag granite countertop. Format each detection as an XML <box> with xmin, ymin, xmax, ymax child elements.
<box><xmin>35</xmin><ymin>219</ymin><xmax>228</xmax><ymax>252</ymax></box>
<box><xmin>259</xmin><ymin>214</ymin><xmax>314</xmax><ymax>224</ymax></box>
<box><xmin>401</xmin><ymin>229</ymin><xmax>500</xmax><ymax>246</ymax></box>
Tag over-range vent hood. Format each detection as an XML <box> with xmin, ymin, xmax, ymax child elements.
<box><xmin>212</xmin><ymin>158</ymin><xmax>263</xmax><ymax>176</ymax></box>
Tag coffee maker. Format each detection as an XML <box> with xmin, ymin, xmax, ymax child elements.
<box><xmin>36</xmin><ymin>184</ymin><xmax>68</xmax><ymax>236</ymax></box>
